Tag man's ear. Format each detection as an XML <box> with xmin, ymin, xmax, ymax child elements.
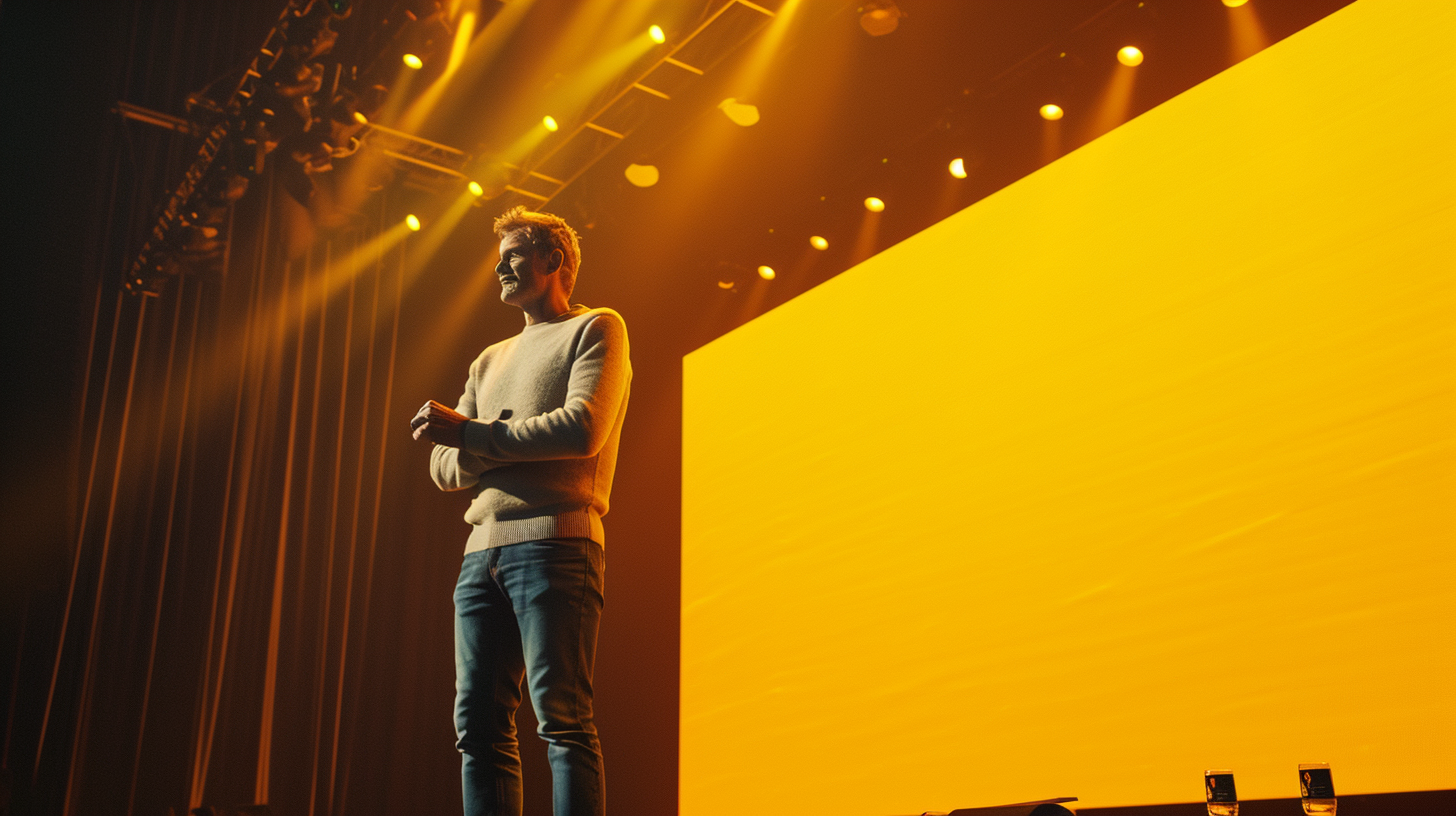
<box><xmin>549</xmin><ymin>248</ymin><xmax>564</xmax><ymax>272</ymax></box>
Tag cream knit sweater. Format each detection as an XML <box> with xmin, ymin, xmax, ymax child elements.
<box><xmin>429</xmin><ymin>305</ymin><xmax>631</xmax><ymax>552</ymax></box>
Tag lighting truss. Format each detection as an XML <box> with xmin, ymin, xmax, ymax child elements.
<box><xmin>494</xmin><ymin>0</ymin><xmax>778</xmax><ymax>209</ymax></box>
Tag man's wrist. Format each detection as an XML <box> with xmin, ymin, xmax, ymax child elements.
<box><xmin>457</xmin><ymin>417</ymin><xmax>482</xmax><ymax>452</ymax></box>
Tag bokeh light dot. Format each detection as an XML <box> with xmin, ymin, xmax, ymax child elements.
<box><xmin>624</xmin><ymin>163</ymin><xmax>659</xmax><ymax>187</ymax></box>
<box><xmin>718</xmin><ymin>98</ymin><xmax>760</xmax><ymax>127</ymax></box>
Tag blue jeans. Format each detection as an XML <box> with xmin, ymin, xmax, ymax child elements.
<box><xmin>454</xmin><ymin>538</ymin><xmax>606</xmax><ymax>816</ymax></box>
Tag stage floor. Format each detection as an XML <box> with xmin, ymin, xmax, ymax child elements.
<box><xmin>1078</xmin><ymin>789</ymin><xmax>1455</xmax><ymax>816</ymax></box>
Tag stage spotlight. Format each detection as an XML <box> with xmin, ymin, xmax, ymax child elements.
<box><xmin>718</xmin><ymin>98</ymin><xmax>760</xmax><ymax>127</ymax></box>
<box><xmin>352</xmin><ymin>110</ymin><xmax>368</xmax><ymax>124</ymax></box>
<box><xmin>860</xmin><ymin>1</ymin><xmax>903</xmax><ymax>36</ymax></box>
<box><xmin>1223</xmin><ymin>0</ymin><xmax>1249</xmax><ymax>6</ymax></box>
<box><xmin>810</xmin><ymin>236</ymin><xmax>829</xmax><ymax>250</ymax></box>
<box><xmin>650</xmin><ymin>25</ymin><xmax>666</xmax><ymax>44</ymax></box>
<box><xmin>468</xmin><ymin>181</ymin><xmax>484</xmax><ymax>197</ymax></box>
<box><xmin>1040</xmin><ymin>103</ymin><xmax>1064</xmax><ymax>120</ymax></box>
<box><xmin>1118</xmin><ymin>46</ymin><xmax>1144</xmax><ymax>66</ymax></box>
<box><xmin>543</xmin><ymin>115</ymin><xmax>559</xmax><ymax>132</ymax></box>
<box><xmin>864</xmin><ymin>197</ymin><xmax>885</xmax><ymax>213</ymax></box>
<box><xmin>405</xmin><ymin>214</ymin><xmax>421</xmax><ymax>231</ymax></box>
<box><xmin>402</xmin><ymin>53</ymin><xmax>423</xmax><ymax>69</ymax></box>
<box><xmin>758</xmin><ymin>265</ymin><xmax>776</xmax><ymax>280</ymax></box>
<box><xmin>625</xmin><ymin>163</ymin><xmax>660</xmax><ymax>187</ymax></box>
<box><xmin>949</xmin><ymin>158</ymin><xmax>967</xmax><ymax>178</ymax></box>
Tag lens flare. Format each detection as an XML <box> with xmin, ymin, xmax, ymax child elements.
<box><xmin>543</xmin><ymin>115</ymin><xmax>559</xmax><ymax>132</ymax></box>
<box><xmin>352</xmin><ymin>110</ymin><xmax>368</xmax><ymax>125</ymax></box>
<box><xmin>1223</xmin><ymin>0</ymin><xmax>1249</xmax><ymax>7</ymax></box>
<box><xmin>402</xmin><ymin>53</ymin><xmax>423</xmax><ymax>69</ymax></box>
<box><xmin>949</xmin><ymin>158</ymin><xmax>967</xmax><ymax>178</ymax></box>
<box><xmin>864</xmin><ymin>197</ymin><xmax>885</xmax><ymax>213</ymax></box>
<box><xmin>650</xmin><ymin>25</ymin><xmax>666</xmax><ymax>44</ymax></box>
<box><xmin>758</xmin><ymin>265</ymin><xmax>776</xmax><ymax>280</ymax></box>
<box><xmin>810</xmin><ymin>236</ymin><xmax>829</xmax><ymax>250</ymax></box>
<box><xmin>1118</xmin><ymin>46</ymin><xmax>1144</xmax><ymax>66</ymax></box>
<box><xmin>1040</xmin><ymin>104</ymin><xmax>1064</xmax><ymax>120</ymax></box>
<box><xmin>405</xmin><ymin>214</ymin><xmax>421</xmax><ymax>231</ymax></box>
<box><xmin>468</xmin><ymin>181</ymin><xmax>484</xmax><ymax>197</ymax></box>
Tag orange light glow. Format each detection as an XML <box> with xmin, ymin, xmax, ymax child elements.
<box><xmin>649</xmin><ymin>25</ymin><xmax>666</xmax><ymax>44</ymax></box>
<box><xmin>467</xmin><ymin>181</ymin><xmax>484</xmax><ymax>197</ymax></box>
<box><xmin>949</xmin><ymin>157</ymin><xmax>967</xmax><ymax>178</ymax></box>
<box><xmin>404</xmin><ymin>214</ymin><xmax>421</xmax><ymax>231</ymax></box>
<box><xmin>1118</xmin><ymin>45</ymin><xmax>1144</xmax><ymax>66</ymax></box>
<box><xmin>542</xmin><ymin>115</ymin><xmax>559</xmax><ymax>132</ymax></box>
<box><xmin>1088</xmin><ymin>49</ymin><xmax>1140</xmax><ymax>140</ymax></box>
<box><xmin>1228</xmin><ymin>0</ymin><xmax>1271</xmax><ymax>62</ymax></box>
<box><xmin>757</xmin><ymin>265</ymin><xmax>775</xmax><ymax>280</ymax></box>
<box><xmin>352</xmin><ymin>110</ymin><xmax>368</xmax><ymax>125</ymax></box>
<box><xmin>1040</xmin><ymin>103</ymin><xmax>1064</xmax><ymax>120</ymax></box>
<box><xmin>402</xmin><ymin>53</ymin><xmax>423</xmax><ymax>69</ymax></box>
<box><xmin>717</xmin><ymin>0</ymin><xmax>800</xmax><ymax>107</ymax></box>
<box><xmin>810</xmin><ymin>236</ymin><xmax>828</xmax><ymax>250</ymax></box>
<box><xmin>864</xmin><ymin>197</ymin><xmax>885</xmax><ymax>213</ymax></box>
<box><xmin>394</xmin><ymin>8</ymin><xmax>478</xmax><ymax>134</ymax></box>
<box><xmin>1224</xmin><ymin>0</ymin><xmax>1249</xmax><ymax>7</ymax></box>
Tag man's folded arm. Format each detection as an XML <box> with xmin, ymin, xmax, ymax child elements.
<box><xmin>429</xmin><ymin>443</ymin><xmax>493</xmax><ymax>491</ymax></box>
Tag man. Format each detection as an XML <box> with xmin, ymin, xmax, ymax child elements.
<box><xmin>410</xmin><ymin>206</ymin><xmax>630</xmax><ymax>816</ymax></box>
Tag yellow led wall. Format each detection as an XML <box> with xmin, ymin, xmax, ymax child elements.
<box><xmin>681</xmin><ymin>0</ymin><xmax>1455</xmax><ymax>812</ymax></box>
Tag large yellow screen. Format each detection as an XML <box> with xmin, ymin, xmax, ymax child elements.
<box><xmin>681</xmin><ymin>0</ymin><xmax>1456</xmax><ymax>812</ymax></box>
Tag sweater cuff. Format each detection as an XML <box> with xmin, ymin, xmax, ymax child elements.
<box><xmin>460</xmin><ymin>418</ymin><xmax>492</xmax><ymax>456</ymax></box>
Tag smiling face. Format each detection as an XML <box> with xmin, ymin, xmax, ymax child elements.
<box><xmin>496</xmin><ymin>230</ymin><xmax>557</xmax><ymax>308</ymax></box>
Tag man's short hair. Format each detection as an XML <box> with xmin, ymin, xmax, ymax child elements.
<box><xmin>493</xmin><ymin>206</ymin><xmax>582</xmax><ymax>294</ymax></box>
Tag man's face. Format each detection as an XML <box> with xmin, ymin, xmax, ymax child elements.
<box><xmin>495</xmin><ymin>231</ymin><xmax>555</xmax><ymax>306</ymax></box>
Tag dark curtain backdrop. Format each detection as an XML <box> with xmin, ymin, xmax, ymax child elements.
<box><xmin>38</xmin><ymin>179</ymin><xmax>449</xmax><ymax>816</ymax></box>
<box><xmin>1</xmin><ymin>3</ymin><xmax>683</xmax><ymax>815</ymax></box>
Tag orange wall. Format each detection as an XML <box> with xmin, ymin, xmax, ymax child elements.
<box><xmin>681</xmin><ymin>0</ymin><xmax>1456</xmax><ymax>811</ymax></box>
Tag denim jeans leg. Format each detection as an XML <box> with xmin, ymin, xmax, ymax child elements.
<box><xmin>455</xmin><ymin>548</ymin><xmax>527</xmax><ymax>816</ymax></box>
<box><xmin>498</xmin><ymin>538</ymin><xmax>606</xmax><ymax>816</ymax></box>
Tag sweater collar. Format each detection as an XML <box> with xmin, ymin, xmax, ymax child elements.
<box><xmin>524</xmin><ymin>303</ymin><xmax>589</xmax><ymax>329</ymax></box>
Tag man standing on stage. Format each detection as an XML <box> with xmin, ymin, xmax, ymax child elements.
<box><xmin>410</xmin><ymin>206</ymin><xmax>630</xmax><ymax>816</ymax></box>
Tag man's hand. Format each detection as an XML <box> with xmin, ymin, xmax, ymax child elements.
<box><xmin>411</xmin><ymin>399</ymin><xmax>469</xmax><ymax>447</ymax></box>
